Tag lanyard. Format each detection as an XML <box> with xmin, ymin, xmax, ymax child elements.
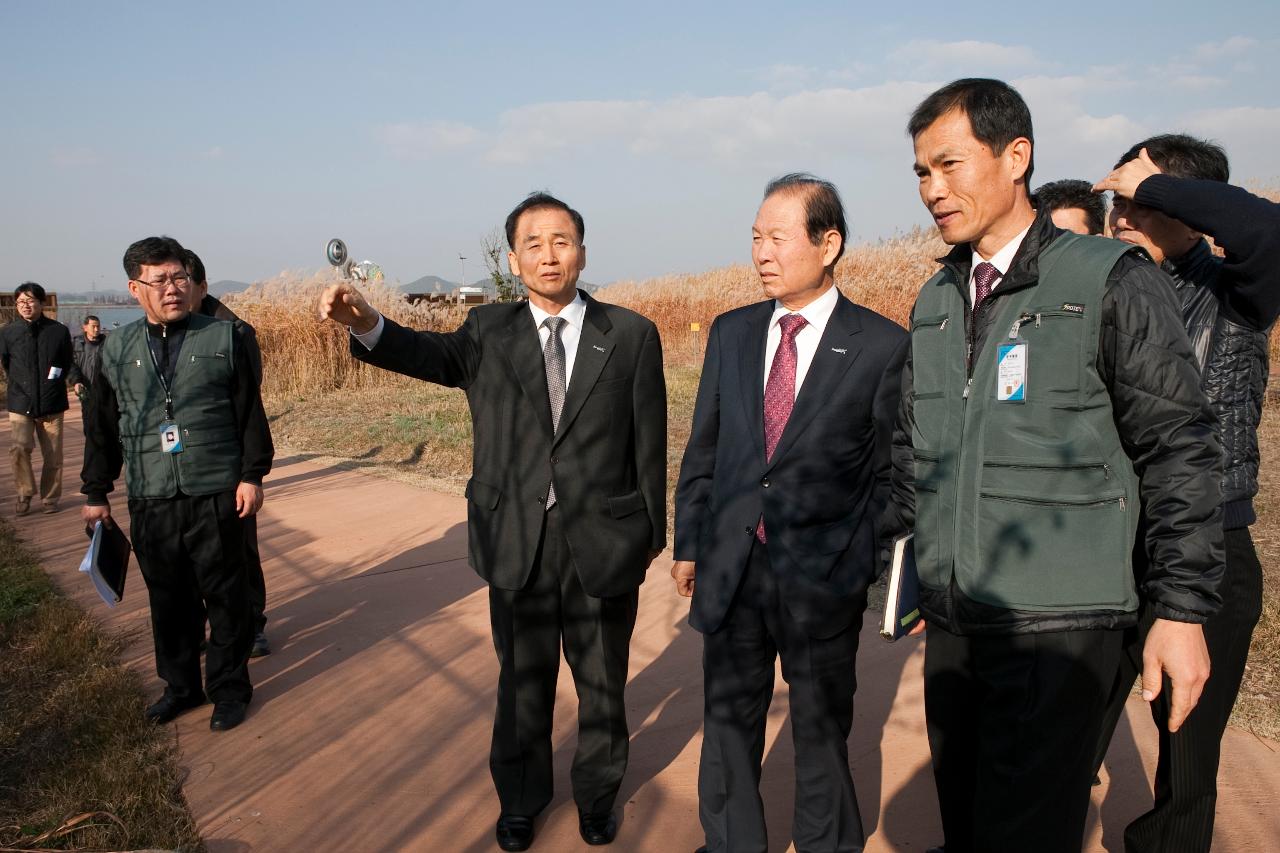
<box><xmin>145</xmin><ymin>325</ymin><xmax>175</xmax><ymax>421</ymax></box>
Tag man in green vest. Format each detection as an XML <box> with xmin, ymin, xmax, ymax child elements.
<box><xmin>884</xmin><ymin>78</ymin><xmax>1225</xmax><ymax>853</ymax></box>
<box><xmin>81</xmin><ymin>235</ymin><xmax>274</xmax><ymax>732</ymax></box>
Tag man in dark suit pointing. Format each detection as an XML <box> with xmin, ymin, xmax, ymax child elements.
<box><xmin>673</xmin><ymin>174</ymin><xmax>908</xmax><ymax>852</ymax></box>
<box><xmin>320</xmin><ymin>193</ymin><xmax>666</xmax><ymax>851</ymax></box>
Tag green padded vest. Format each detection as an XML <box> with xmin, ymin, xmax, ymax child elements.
<box><xmin>100</xmin><ymin>314</ymin><xmax>241</xmax><ymax>498</ymax></box>
<box><xmin>910</xmin><ymin>233</ymin><xmax>1141</xmax><ymax>612</ymax></box>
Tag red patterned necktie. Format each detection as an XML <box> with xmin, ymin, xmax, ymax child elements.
<box><xmin>757</xmin><ymin>313</ymin><xmax>808</xmax><ymax>543</ymax></box>
<box><xmin>973</xmin><ymin>261</ymin><xmax>1000</xmax><ymax>307</ymax></box>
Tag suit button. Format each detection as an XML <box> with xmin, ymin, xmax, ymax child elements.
<box><xmin>745</xmin><ymin>526</ymin><xmax>753</xmax><ymax>535</ymax></box>
<box><xmin>536</xmin><ymin>496</ymin><xmax>545</xmax><ymax>504</ymax></box>
<box><xmin>550</xmin><ymin>456</ymin><xmax>558</xmax><ymax>465</ymax></box>
<box><xmin>761</xmin><ymin>477</ymin><xmax>770</xmax><ymax>488</ymax></box>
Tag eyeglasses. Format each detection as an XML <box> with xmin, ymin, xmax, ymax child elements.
<box><xmin>15</xmin><ymin>298</ymin><xmax>40</xmax><ymax>307</ymax></box>
<box><xmin>132</xmin><ymin>273</ymin><xmax>193</xmax><ymax>289</ymax></box>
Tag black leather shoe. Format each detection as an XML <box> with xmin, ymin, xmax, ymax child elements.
<box><xmin>250</xmin><ymin>631</ymin><xmax>272</xmax><ymax>657</ymax></box>
<box><xmin>209</xmin><ymin>699</ymin><xmax>249</xmax><ymax>731</ymax></box>
<box><xmin>578</xmin><ymin>810</ymin><xmax>617</xmax><ymax>845</ymax></box>
<box><xmin>495</xmin><ymin>814</ymin><xmax>534</xmax><ymax>851</ymax></box>
<box><xmin>144</xmin><ymin>692</ymin><xmax>205</xmax><ymax>724</ymax></box>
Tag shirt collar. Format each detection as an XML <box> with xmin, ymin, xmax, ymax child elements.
<box><xmin>770</xmin><ymin>282</ymin><xmax>839</xmax><ymax>330</ymax></box>
<box><xmin>971</xmin><ymin>223</ymin><xmax>1032</xmax><ymax>278</ymax></box>
<box><xmin>528</xmin><ymin>290</ymin><xmax>587</xmax><ymax>331</ymax></box>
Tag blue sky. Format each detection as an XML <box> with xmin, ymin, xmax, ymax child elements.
<box><xmin>3</xmin><ymin>1</ymin><xmax>1277</xmax><ymax>289</ymax></box>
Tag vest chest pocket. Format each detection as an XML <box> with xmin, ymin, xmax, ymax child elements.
<box><xmin>186</xmin><ymin>352</ymin><xmax>231</xmax><ymax>380</ymax></box>
<box><xmin>1011</xmin><ymin>309</ymin><xmax>1085</xmax><ymax>400</ymax></box>
<box><xmin>910</xmin><ymin>314</ymin><xmax>951</xmax><ymax>396</ymax></box>
<box><xmin>910</xmin><ymin>314</ymin><xmax>952</xmax><ymax>450</ymax></box>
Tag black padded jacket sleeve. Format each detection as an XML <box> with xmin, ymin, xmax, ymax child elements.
<box><xmin>1135</xmin><ymin>174</ymin><xmax>1280</xmax><ymax>331</ymax></box>
<box><xmin>1099</xmin><ymin>253</ymin><xmax>1225</xmax><ymax>622</ymax></box>
<box><xmin>881</xmin><ymin>316</ymin><xmax>918</xmax><ymax>566</ymax></box>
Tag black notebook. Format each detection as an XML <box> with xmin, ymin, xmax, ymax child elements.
<box><xmin>78</xmin><ymin>521</ymin><xmax>132</xmax><ymax>606</ymax></box>
<box><xmin>880</xmin><ymin>533</ymin><xmax>921</xmax><ymax>641</ymax></box>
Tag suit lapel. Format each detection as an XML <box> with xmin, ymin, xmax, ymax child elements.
<box><xmin>553</xmin><ymin>293</ymin><xmax>614</xmax><ymax>448</ymax></box>
<box><xmin>500</xmin><ymin>303</ymin><xmax>554</xmax><ymax>440</ymax></box>
<box><xmin>765</xmin><ymin>292</ymin><xmax>864</xmax><ymax>471</ymax></box>
<box><xmin>739</xmin><ymin>302</ymin><xmax>772</xmax><ymax>463</ymax></box>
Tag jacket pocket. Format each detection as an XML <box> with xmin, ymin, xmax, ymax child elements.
<box><xmin>607</xmin><ymin>489</ymin><xmax>646</xmax><ymax>518</ymax></box>
<box><xmin>911</xmin><ymin>449</ymin><xmax>945</xmax><ymax>588</ymax></box>
<box><xmin>465</xmin><ymin>478</ymin><xmax>502</xmax><ymax>511</ymax></box>
<box><xmin>972</xmin><ymin>487</ymin><xmax>1130</xmax><ymax>609</ymax></box>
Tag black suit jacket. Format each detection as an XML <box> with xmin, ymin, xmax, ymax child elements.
<box><xmin>674</xmin><ymin>291</ymin><xmax>907</xmax><ymax>637</ymax></box>
<box><xmin>353</xmin><ymin>291</ymin><xmax>667</xmax><ymax>597</ymax></box>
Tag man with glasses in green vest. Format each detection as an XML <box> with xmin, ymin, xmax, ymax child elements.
<box><xmin>81</xmin><ymin>236</ymin><xmax>273</xmax><ymax>732</ymax></box>
<box><xmin>884</xmin><ymin>78</ymin><xmax>1225</xmax><ymax>853</ymax></box>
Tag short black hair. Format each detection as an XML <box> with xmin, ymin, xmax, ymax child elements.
<box><xmin>908</xmin><ymin>77</ymin><xmax>1035</xmax><ymax>189</ymax></box>
<box><xmin>1116</xmin><ymin>133</ymin><xmax>1229</xmax><ymax>183</ymax></box>
<box><xmin>123</xmin><ymin>236</ymin><xmax>188</xmax><ymax>280</ymax></box>
<box><xmin>504</xmin><ymin>192</ymin><xmax>585</xmax><ymax>250</ymax></box>
<box><xmin>83</xmin><ymin>314</ymin><xmax>100</xmax><ymax>325</ymax></box>
<box><xmin>1034</xmin><ymin>179</ymin><xmax>1106</xmax><ymax>235</ymax></box>
<box><xmin>15</xmin><ymin>282</ymin><xmax>46</xmax><ymax>302</ymax></box>
<box><xmin>184</xmin><ymin>248</ymin><xmax>208</xmax><ymax>286</ymax></box>
<box><xmin>763</xmin><ymin>172</ymin><xmax>848</xmax><ymax>269</ymax></box>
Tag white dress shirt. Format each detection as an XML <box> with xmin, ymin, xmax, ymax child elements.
<box><xmin>762</xmin><ymin>283</ymin><xmax>840</xmax><ymax>399</ymax></box>
<box><xmin>351</xmin><ymin>293</ymin><xmax>588</xmax><ymax>388</ymax></box>
<box><xmin>968</xmin><ymin>223</ymin><xmax>1031</xmax><ymax>306</ymax></box>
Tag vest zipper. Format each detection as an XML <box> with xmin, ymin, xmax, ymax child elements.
<box><xmin>980</xmin><ymin>491</ymin><xmax>1126</xmax><ymax>510</ymax></box>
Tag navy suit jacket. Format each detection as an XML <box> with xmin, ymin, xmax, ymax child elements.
<box><xmin>674</xmin><ymin>290</ymin><xmax>907</xmax><ymax>637</ymax></box>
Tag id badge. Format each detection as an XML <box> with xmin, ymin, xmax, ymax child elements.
<box><xmin>159</xmin><ymin>421</ymin><xmax>184</xmax><ymax>454</ymax></box>
<box><xmin>996</xmin><ymin>340</ymin><xmax>1027</xmax><ymax>403</ymax></box>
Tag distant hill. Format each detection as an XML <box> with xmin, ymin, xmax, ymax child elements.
<box><xmin>403</xmin><ymin>275</ymin><xmax>457</xmax><ymax>293</ymax></box>
<box><xmin>209</xmin><ymin>280</ymin><xmax>252</xmax><ymax>297</ymax></box>
<box><xmin>401</xmin><ymin>275</ymin><xmax>596</xmax><ymax>297</ymax></box>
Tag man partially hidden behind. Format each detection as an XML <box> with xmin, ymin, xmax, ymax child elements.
<box><xmin>1</xmin><ymin>282</ymin><xmax>78</xmax><ymax>515</ymax></box>
<box><xmin>72</xmin><ymin>314</ymin><xmax>105</xmax><ymax>402</ymax></box>
<box><xmin>185</xmin><ymin>248</ymin><xmax>271</xmax><ymax>658</ymax></box>
<box><xmin>82</xmin><ymin>236</ymin><xmax>273</xmax><ymax>732</ymax></box>
<box><xmin>672</xmin><ymin>174</ymin><xmax>907</xmax><ymax>852</ymax></box>
<box><xmin>886</xmin><ymin>79</ymin><xmax>1225</xmax><ymax>853</ymax></box>
<box><xmin>1033</xmin><ymin>178</ymin><xmax>1106</xmax><ymax>236</ymax></box>
<box><xmin>1091</xmin><ymin>134</ymin><xmax>1280</xmax><ymax>852</ymax></box>
<box><xmin>319</xmin><ymin>193</ymin><xmax>666</xmax><ymax>851</ymax></box>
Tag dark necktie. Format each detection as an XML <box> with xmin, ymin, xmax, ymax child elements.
<box><xmin>758</xmin><ymin>313</ymin><xmax>808</xmax><ymax>542</ymax></box>
<box><xmin>973</xmin><ymin>261</ymin><xmax>1000</xmax><ymax>308</ymax></box>
<box><xmin>542</xmin><ymin>315</ymin><xmax>567</xmax><ymax>509</ymax></box>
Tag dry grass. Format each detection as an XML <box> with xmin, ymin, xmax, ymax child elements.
<box><xmin>225</xmin><ymin>271</ymin><xmax>468</xmax><ymax>400</ymax></box>
<box><xmin>0</xmin><ymin>519</ymin><xmax>204</xmax><ymax>852</ymax></box>
<box><xmin>597</xmin><ymin>227</ymin><xmax>941</xmax><ymax>366</ymax></box>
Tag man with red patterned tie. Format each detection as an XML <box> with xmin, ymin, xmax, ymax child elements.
<box><xmin>672</xmin><ymin>173</ymin><xmax>908</xmax><ymax>853</ymax></box>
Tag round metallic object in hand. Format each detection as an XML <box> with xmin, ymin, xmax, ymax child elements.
<box><xmin>325</xmin><ymin>238</ymin><xmax>348</xmax><ymax>268</ymax></box>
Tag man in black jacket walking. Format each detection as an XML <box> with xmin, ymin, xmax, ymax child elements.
<box><xmin>1092</xmin><ymin>134</ymin><xmax>1280</xmax><ymax>853</ymax></box>
<box><xmin>186</xmin><ymin>249</ymin><xmax>271</xmax><ymax>658</ymax></box>
<box><xmin>1</xmin><ymin>282</ymin><xmax>78</xmax><ymax>515</ymax></box>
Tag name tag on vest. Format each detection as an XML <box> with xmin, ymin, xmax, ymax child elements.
<box><xmin>996</xmin><ymin>342</ymin><xmax>1027</xmax><ymax>402</ymax></box>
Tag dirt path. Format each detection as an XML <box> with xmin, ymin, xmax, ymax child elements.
<box><xmin>6</xmin><ymin>400</ymin><xmax>1277</xmax><ymax>852</ymax></box>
